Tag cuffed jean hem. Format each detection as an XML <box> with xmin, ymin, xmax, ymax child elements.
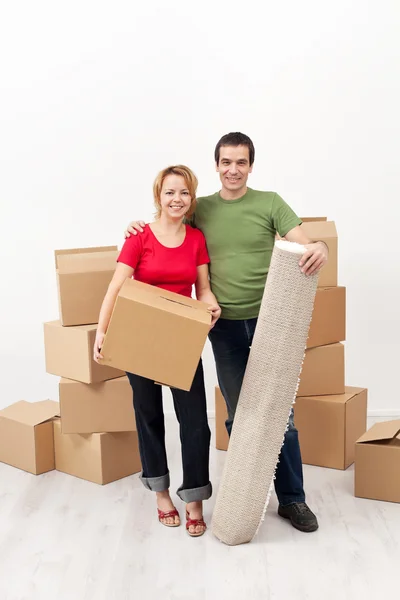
<box><xmin>176</xmin><ymin>482</ymin><xmax>212</xmax><ymax>503</ymax></box>
<box><xmin>278</xmin><ymin>496</ymin><xmax>306</xmax><ymax>507</ymax></box>
<box><xmin>140</xmin><ymin>471</ymin><xmax>170</xmax><ymax>492</ymax></box>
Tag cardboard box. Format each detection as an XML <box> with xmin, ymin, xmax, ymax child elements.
<box><xmin>307</xmin><ymin>286</ymin><xmax>346</xmax><ymax>348</ymax></box>
<box><xmin>55</xmin><ymin>246</ymin><xmax>118</xmax><ymax>326</ymax></box>
<box><xmin>59</xmin><ymin>376</ymin><xmax>136</xmax><ymax>434</ymax></box>
<box><xmin>215</xmin><ymin>386</ymin><xmax>229</xmax><ymax>451</ymax></box>
<box><xmin>44</xmin><ymin>320</ymin><xmax>124</xmax><ymax>384</ymax></box>
<box><xmin>300</xmin><ymin>220</ymin><xmax>338</xmax><ymax>287</ymax></box>
<box><xmin>100</xmin><ymin>279</ymin><xmax>211</xmax><ymax>391</ymax></box>
<box><xmin>294</xmin><ymin>387</ymin><xmax>367</xmax><ymax>469</ymax></box>
<box><xmin>355</xmin><ymin>420</ymin><xmax>400</xmax><ymax>503</ymax></box>
<box><xmin>0</xmin><ymin>400</ymin><xmax>59</xmax><ymax>474</ymax></box>
<box><xmin>53</xmin><ymin>419</ymin><xmax>141</xmax><ymax>485</ymax></box>
<box><xmin>298</xmin><ymin>343</ymin><xmax>345</xmax><ymax>397</ymax></box>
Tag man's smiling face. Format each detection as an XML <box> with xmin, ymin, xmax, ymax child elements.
<box><xmin>216</xmin><ymin>144</ymin><xmax>253</xmax><ymax>197</ymax></box>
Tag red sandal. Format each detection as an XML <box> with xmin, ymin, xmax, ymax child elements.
<box><xmin>186</xmin><ymin>510</ymin><xmax>207</xmax><ymax>537</ymax></box>
<box><xmin>157</xmin><ymin>508</ymin><xmax>180</xmax><ymax>528</ymax></box>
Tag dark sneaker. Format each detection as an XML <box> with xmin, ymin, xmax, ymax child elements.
<box><xmin>278</xmin><ymin>502</ymin><xmax>319</xmax><ymax>532</ymax></box>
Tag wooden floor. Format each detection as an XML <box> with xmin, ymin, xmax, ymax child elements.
<box><xmin>0</xmin><ymin>416</ymin><xmax>399</xmax><ymax>600</ymax></box>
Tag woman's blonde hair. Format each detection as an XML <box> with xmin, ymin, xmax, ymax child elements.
<box><xmin>153</xmin><ymin>165</ymin><xmax>198</xmax><ymax>219</ymax></box>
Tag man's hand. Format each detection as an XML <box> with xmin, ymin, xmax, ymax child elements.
<box><xmin>299</xmin><ymin>241</ymin><xmax>328</xmax><ymax>276</ymax></box>
<box><xmin>208</xmin><ymin>303</ymin><xmax>222</xmax><ymax>328</ymax></box>
<box><xmin>93</xmin><ymin>330</ymin><xmax>105</xmax><ymax>363</ymax></box>
<box><xmin>124</xmin><ymin>220</ymin><xmax>145</xmax><ymax>238</ymax></box>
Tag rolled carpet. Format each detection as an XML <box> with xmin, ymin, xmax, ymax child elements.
<box><xmin>211</xmin><ymin>240</ymin><xmax>318</xmax><ymax>546</ymax></box>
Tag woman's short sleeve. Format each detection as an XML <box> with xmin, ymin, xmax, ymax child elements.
<box><xmin>117</xmin><ymin>233</ymin><xmax>143</xmax><ymax>269</ymax></box>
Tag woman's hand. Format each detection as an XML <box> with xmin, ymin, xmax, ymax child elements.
<box><xmin>93</xmin><ymin>330</ymin><xmax>105</xmax><ymax>363</ymax></box>
<box><xmin>208</xmin><ymin>303</ymin><xmax>221</xmax><ymax>329</ymax></box>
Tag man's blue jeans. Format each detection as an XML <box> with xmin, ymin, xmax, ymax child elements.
<box><xmin>208</xmin><ymin>317</ymin><xmax>305</xmax><ymax>507</ymax></box>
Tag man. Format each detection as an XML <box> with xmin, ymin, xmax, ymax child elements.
<box><xmin>126</xmin><ymin>132</ymin><xmax>328</xmax><ymax>532</ymax></box>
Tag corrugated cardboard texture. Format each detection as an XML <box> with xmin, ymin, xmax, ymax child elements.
<box><xmin>44</xmin><ymin>321</ymin><xmax>124</xmax><ymax>384</ymax></box>
<box><xmin>355</xmin><ymin>420</ymin><xmax>400</xmax><ymax>503</ymax></box>
<box><xmin>215</xmin><ymin>387</ymin><xmax>229</xmax><ymax>451</ymax></box>
<box><xmin>300</xmin><ymin>221</ymin><xmax>338</xmax><ymax>287</ymax></box>
<box><xmin>0</xmin><ymin>400</ymin><xmax>59</xmax><ymax>474</ymax></box>
<box><xmin>294</xmin><ymin>387</ymin><xmax>367</xmax><ymax>469</ymax></box>
<box><xmin>307</xmin><ymin>286</ymin><xmax>346</xmax><ymax>348</ymax></box>
<box><xmin>53</xmin><ymin>419</ymin><xmax>141</xmax><ymax>485</ymax></box>
<box><xmin>100</xmin><ymin>279</ymin><xmax>211</xmax><ymax>391</ymax></box>
<box><xmin>297</xmin><ymin>342</ymin><xmax>345</xmax><ymax>397</ymax></box>
<box><xmin>59</xmin><ymin>376</ymin><xmax>136</xmax><ymax>434</ymax></box>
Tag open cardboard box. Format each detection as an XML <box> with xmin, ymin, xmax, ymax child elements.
<box><xmin>55</xmin><ymin>246</ymin><xmax>118</xmax><ymax>326</ymax></box>
<box><xmin>355</xmin><ymin>420</ymin><xmax>400</xmax><ymax>503</ymax></box>
<box><xmin>300</xmin><ymin>220</ymin><xmax>338</xmax><ymax>287</ymax></box>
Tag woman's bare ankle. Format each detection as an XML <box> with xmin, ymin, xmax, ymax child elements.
<box><xmin>186</xmin><ymin>501</ymin><xmax>206</xmax><ymax>536</ymax></box>
<box><xmin>156</xmin><ymin>490</ymin><xmax>180</xmax><ymax>526</ymax></box>
<box><xmin>186</xmin><ymin>501</ymin><xmax>203</xmax><ymax>519</ymax></box>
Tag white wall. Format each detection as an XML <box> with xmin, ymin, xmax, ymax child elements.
<box><xmin>1</xmin><ymin>0</ymin><xmax>399</xmax><ymax>414</ymax></box>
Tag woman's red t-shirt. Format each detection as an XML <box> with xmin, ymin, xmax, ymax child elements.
<box><xmin>117</xmin><ymin>224</ymin><xmax>210</xmax><ymax>298</ymax></box>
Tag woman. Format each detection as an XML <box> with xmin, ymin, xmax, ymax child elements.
<box><xmin>94</xmin><ymin>165</ymin><xmax>221</xmax><ymax>537</ymax></box>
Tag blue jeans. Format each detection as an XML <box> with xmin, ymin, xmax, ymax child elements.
<box><xmin>208</xmin><ymin>318</ymin><xmax>305</xmax><ymax>507</ymax></box>
<box><xmin>126</xmin><ymin>360</ymin><xmax>212</xmax><ymax>503</ymax></box>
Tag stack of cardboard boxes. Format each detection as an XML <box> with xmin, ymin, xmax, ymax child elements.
<box><xmin>44</xmin><ymin>246</ymin><xmax>141</xmax><ymax>484</ymax></box>
<box><xmin>0</xmin><ymin>246</ymin><xmax>212</xmax><ymax>485</ymax></box>
<box><xmin>215</xmin><ymin>219</ymin><xmax>371</xmax><ymax>481</ymax></box>
<box><xmin>292</xmin><ymin>218</ymin><xmax>368</xmax><ymax>471</ymax></box>
<box><xmin>0</xmin><ymin>247</ymin><xmax>141</xmax><ymax>484</ymax></box>
<box><xmin>1</xmin><ymin>238</ymin><xmax>398</xmax><ymax>504</ymax></box>
<box><xmin>294</xmin><ymin>221</ymin><xmax>399</xmax><ymax>503</ymax></box>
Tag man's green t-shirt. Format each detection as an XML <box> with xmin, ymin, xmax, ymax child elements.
<box><xmin>192</xmin><ymin>187</ymin><xmax>302</xmax><ymax>320</ymax></box>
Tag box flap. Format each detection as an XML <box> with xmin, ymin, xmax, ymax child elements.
<box><xmin>300</xmin><ymin>217</ymin><xmax>328</xmax><ymax>222</ymax></box>
<box><xmin>356</xmin><ymin>420</ymin><xmax>400</xmax><ymax>444</ymax></box>
<box><xmin>0</xmin><ymin>400</ymin><xmax>60</xmax><ymax>426</ymax></box>
<box><xmin>300</xmin><ymin>220</ymin><xmax>337</xmax><ymax>239</ymax></box>
<box><xmin>55</xmin><ymin>246</ymin><xmax>117</xmax><ymax>266</ymax></box>
<box><xmin>298</xmin><ymin>386</ymin><xmax>361</xmax><ymax>405</ymax></box>
<box><xmin>119</xmin><ymin>279</ymin><xmax>211</xmax><ymax>323</ymax></box>
<box><xmin>56</xmin><ymin>249</ymin><xmax>118</xmax><ymax>274</ymax></box>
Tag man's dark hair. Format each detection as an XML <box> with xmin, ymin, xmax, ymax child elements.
<box><xmin>214</xmin><ymin>132</ymin><xmax>255</xmax><ymax>166</ymax></box>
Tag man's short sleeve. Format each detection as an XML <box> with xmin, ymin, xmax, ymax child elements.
<box><xmin>117</xmin><ymin>233</ymin><xmax>143</xmax><ymax>269</ymax></box>
<box><xmin>196</xmin><ymin>230</ymin><xmax>210</xmax><ymax>266</ymax></box>
<box><xmin>271</xmin><ymin>193</ymin><xmax>302</xmax><ymax>237</ymax></box>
